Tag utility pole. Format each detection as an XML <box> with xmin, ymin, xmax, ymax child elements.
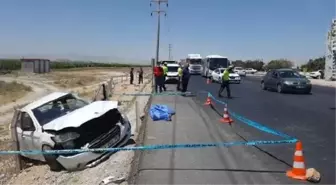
<box><xmin>168</xmin><ymin>44</ymin><xmax>172</xmax><ymax>60</ymax></box>
<box><xmin>150</xmin><ymin>0</ymin><xmax>168</xmax><ymax>66</ymax></box>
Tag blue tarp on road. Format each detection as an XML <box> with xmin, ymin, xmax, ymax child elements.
<box><xmin>149</xmin><ymin>104</ymin><xmax>176</xmax><ymax>121</ymax></box>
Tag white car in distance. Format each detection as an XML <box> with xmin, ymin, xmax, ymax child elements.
<box><xmin>245</xmin><ymin>68</ymin><xmax>257</xmax><ymax>74</ymax></box>
<box><xmin>211</xmin><ymin>68</ymin><xmax>241</xmax><ymax>84</ymax></box>
<box><xmin>233</xmin><ymin>67</ymin><xmax>246</xmax><ymax>77</ymax></box>
<box><xmin>13</xmin><ymin>92</ymin><xmax>131</xmax><ymax>171</ymax></box>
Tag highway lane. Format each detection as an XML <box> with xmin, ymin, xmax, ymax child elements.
<box><xmin>187</xmin><ymin>75</ymin><xmax>336</xmax><ymax>184</ymax></box>
<box><xmin>135</xmin><ymin>88</ymin><xmax>297</xmax><ymax>184</ymax></box>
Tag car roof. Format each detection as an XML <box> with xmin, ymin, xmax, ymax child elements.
<box><xmin>205</xmin><ymin>55</ymin><xmax>227</xmax><ymax>59</ymax></box>
<box><xmin>275</xmin><ymin>68</ymin><xmax>295</xmax><ymax>72</ymax></box>
<box><xmin>167</xmin><ymin>64</ymin><xmax>179</xmax><ymax>67</ymax></box>
<box><xmin>21</xmin><ymin>92</ymin><xmax>70</xmax><ymax>111</ymax></box>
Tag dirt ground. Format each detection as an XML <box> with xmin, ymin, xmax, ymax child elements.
<box><xmin>4</xmin><ymin>77</ymin><xmax>153</xmax><ymax>185</ymax></box>
<box><xmin>0</xmin><ymin>81</ymin><xmax>32</xmax><ymax>105</ymax></box>
<box><xmin>0</xmin><ymin>67</ymin><xmax>152</xmax><ymax>184</ymax></box>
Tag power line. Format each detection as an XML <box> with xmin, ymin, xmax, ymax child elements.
<box><xmin>150</xmin><ymin>0</ymin><xmax>168</xmax><ymax>66</ymax></box>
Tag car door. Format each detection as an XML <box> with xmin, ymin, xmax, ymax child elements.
<box><xmin>216</xmin><ymin>69</ymin><xmax>221</xmax><ymax>82</ymax></box>
<box><xmin>263</xmin><ymin>71</ymin><xmax>272</xmax><ymax>88</ymax></box>
<box><xmin>269</xmin><ymin>71</ymin><xmax>279</xmax><ymax>89</ymax></box>
<box><xmin>212</xmin><ymin>69</ymin><xmax>218</xmax><ymax>80</ymax></box>
<box><xmin>17</xmin><ymin>112</ymin><xmax>40</xmax><ymax>160</ymax></box>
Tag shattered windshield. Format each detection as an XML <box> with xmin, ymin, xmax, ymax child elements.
<box><xmin>32</xmin><ymin>94</ymin><xmax>89</xmax><ymax>126</ymax></box>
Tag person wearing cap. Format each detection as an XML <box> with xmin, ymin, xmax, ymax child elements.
<box><xmin>218</xmin><ymin>65</ymin><xmax>233</xmax><ymax>98</ymax></box>
<box><xmin>176</xmin><ymin>64</ymin><xmax>183</xmax><ymax>91</ymax></box>
<box><xmin>161</xmin><ymin>62</ymin><xmax>168</xmax><ymax>91</ymax></box>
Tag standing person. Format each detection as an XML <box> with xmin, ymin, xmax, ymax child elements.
<box><xmin>181</xmin><ymin>64</ymin><xmax>191</xmax><ymax>93</ymax></box>
<box><xmin>218</xmin><ymin>65</ymin><xmax>233</xmax><ymax>98</ymax></box>
<box><xmin>130</xmin><ymin>67</ymin><xmax>134</xmax><ymax>84</ymax></box>
<box><xmin>177</xmin><ymin>64</ymin><xmax>183</xmax><ymax>91</ymax></box>
<box><xmin>138</xmin><ymin>67</ymin><xmax>144</xmax><ymax>84</ymax></box>
<box><xmin>153</xmin><ymin>65</ymin><xmax>162</xmax><ymax>93</ymax></box>
<box><xmin>162</xmin><ymin>62</ymin><xmax>168</xmax><ymax>91</ymax></box>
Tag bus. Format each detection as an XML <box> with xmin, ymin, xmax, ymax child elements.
<box><xmin>201</xmin><ymin>55</ymin><xmax>231</xmax><ymax>78</ymax></box>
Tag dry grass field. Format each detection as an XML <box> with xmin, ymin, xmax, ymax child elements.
<box><xmin>0</xmin><ymin>81</ymin><xmax>32</xmax><ymax>105</ymax></box>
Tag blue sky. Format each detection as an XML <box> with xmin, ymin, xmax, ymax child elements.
<box><xmin>0</xmin><ymin>0</ymin><xmax>335</xmax><ymax>65</ymax></box>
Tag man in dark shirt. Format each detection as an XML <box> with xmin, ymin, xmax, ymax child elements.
<box><xmin>138</xmin><ymin>67</ymin><xmax>143</xmax><ymax>84</ymax></box>
<box><xmin>130</xmin><ymin>68</ymin><xmax>134</xmax><ymax>84</ymax></box>
<box><xmin>181</xmin><ymin>64</ymin><xmax>191</xmax><ymax>93</ymax></box>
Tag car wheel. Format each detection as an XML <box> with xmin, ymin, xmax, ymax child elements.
<box><xmin>277</xmin><ymin>84</ymin><xmax>283</xmax><ymax>93</ymax></box>
<box><xmin>261</xmin><ymin>81</ymin><xmax>266</xmax><ymax>90</ymax></box>
<box><xmin>42</xmin><ymin>145</ymin><xmax>63</xmax><ymax>172</ymax></box>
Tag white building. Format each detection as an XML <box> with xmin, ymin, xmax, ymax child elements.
<box><xmin>325</xmin><ymin>19</ymin><xmax>336</xmax><ymax>80</ymax></box>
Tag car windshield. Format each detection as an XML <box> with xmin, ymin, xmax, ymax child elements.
<box><xmin>278</xmin><ymin>71</ymin><xmax>302</xmax><ymax>78</ymax></box>
<box><xmin>188</xmin><ymin>59</ymin><xmax>202</xmax><ymax>64</ymax></box>
<box><xmin>235</xmin><ymin>67</ymin><xmax>242</xmax><ymax>70</ymax></box>
<box><xmin>32</xmin><ymin>94</ymin><xmax>89</xmax><ymax>126</ymax></box>
<box><xmin>168</xmin><ymin>66</ymin><xmax>178</xmax><ymax>72</ymax></box>
<box><xmin>209</xmin><ymin>58</ymin><xmax>229</xmax><ymax>70</ymax></box>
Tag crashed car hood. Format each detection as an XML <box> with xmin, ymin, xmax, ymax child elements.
<box><xmin>43</xmin><ymin>101</ymin><xmax>119</xmax><ymax>131</ymax></box>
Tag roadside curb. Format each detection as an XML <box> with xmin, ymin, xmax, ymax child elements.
<box><xmin>127</xmin><ymin>82</ymin><xmax>154</xmax><ymax>185</ymax></box>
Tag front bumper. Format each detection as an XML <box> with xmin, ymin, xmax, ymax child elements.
<box><xmin>229</xmin><ymin>77</ymin><xmax>241</xmax><ymax>83</ymax></box>
<box><xmin>165</xmin><ymin>76</ymin><xmax>179</xmax><ymax>82</ymax></box>
<box><xmin>282</xmin><ymin>84</ymin><xmax>312</xmax><ymax>92</ymax></box>
<box><xmin>56</xmin><ymin>121</ymin><xmax>131</xmax><ymax>171</ymax></box>
<box><xmin>189</xmin><ymin>70</ymin><xmax>202</xmax><ymax>74</ymax></box>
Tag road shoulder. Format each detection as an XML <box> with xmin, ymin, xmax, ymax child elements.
<box><xmin>132</xmin><ymin>92</ymin><xmax>294</xmax><ymax>184</ymax></box>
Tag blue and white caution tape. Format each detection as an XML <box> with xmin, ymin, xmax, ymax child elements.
<box><xmin>0</xmin><ymin>90</ymin><xmax>298</xmax><ymax>155</ymax></box>
<box><xmin>207</xmin><ymin>93</ymin><xmax>295</xmax><ymax>140</ymax></box>
<box><xmin>0</xmin><ymin>139</ymin><xmax>297</xmax><ymax>155</ymax></box>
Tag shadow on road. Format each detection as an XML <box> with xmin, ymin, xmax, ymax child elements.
<box><xmin>138</xmin><ymin>168</ymin><xmax>285</xmax><ymax>174</ymax></box>
<box><xmin>207</xmin><ymin>104</ymin><xmax>293</xmax><ymax>168</ymax></box>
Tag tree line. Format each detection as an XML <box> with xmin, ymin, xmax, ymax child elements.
<box><xmin>0</xmin><ymin>59</ymin><xmax>151</xmax><ymax>71</ymax></box>
<box><xmin>231</xmin><ymin>57</ymin><xmax>326</xmax><ymax>72</ymax></box>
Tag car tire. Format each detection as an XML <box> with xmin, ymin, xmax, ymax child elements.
<box><xmin>277</xmin><ymin>84</ymin><xmax>284</xmax><ymax>93</ymax></box>
<box><xmin>261</xmin><ymin>81</ymin><xmax>266</xmax><ymax>90</ymax></box>
<box><xmin>237</xmin><ymin>81</ymin><xmax>241</xmax><ymax>84</ymax></box>
<box><xmin>42</xmin><ymin>145</ymin><xmax>63</xmax><ymax>172</ymax></box>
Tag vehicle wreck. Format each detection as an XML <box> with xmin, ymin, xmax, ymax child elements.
<box><xmin>12</xmin><ymin>92</ymin><xmax>132</xmax><ymax>171</ymax></box>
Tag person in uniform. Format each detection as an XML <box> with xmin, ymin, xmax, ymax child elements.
<box><xmin>177</xmin><ymin>64</ymin><xmax>183</xmax><ymax>91</ymax></box>
<box><xmin>218</xmin><ymin>65</ymin><xmax>234</xmax><ymax>98</ymax></box>
<box><xmin>161</xmin><ymin>62</ymin><xmax>168</xmax><ymax>91</ymax></box>
<box><xmin>181</xmin><ymin>64</ymin><xmax>191</xmax><ymax>93</ymax></box>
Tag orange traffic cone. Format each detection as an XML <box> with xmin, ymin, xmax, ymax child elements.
<box><xmin>220</xmin><ymin>104</ymin><xmax>234</xmax><ymax>124</ymax></box>
<box><xmin>206</xmin><ymin>78</ymin><xmax>211</xmax><ymax>84</ymax></box>
<box><xmin>204</xmin><ymin>94</ymin><xmax>213</xmax><ymax>106</ymax></box>
<box><xmin>286</xmin><ymin>141</ymin><xmax>307</xmax><ymax>181</ymax></box>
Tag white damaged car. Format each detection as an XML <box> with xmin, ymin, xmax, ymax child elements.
<box><xmin>12</xmin><ymin>92</ymin><xmax>131</xmax><ymax>171</ymax></box>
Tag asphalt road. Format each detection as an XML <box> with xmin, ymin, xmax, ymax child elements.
<box><xmin>187</xmin><ymin>75</ymin><xmax>336</xmax><ymax>184</ymax></box>
<box><xmin>135</xmin><ymin>75</ymin><xmax>335</xmax><ymax>184</ymax></box>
